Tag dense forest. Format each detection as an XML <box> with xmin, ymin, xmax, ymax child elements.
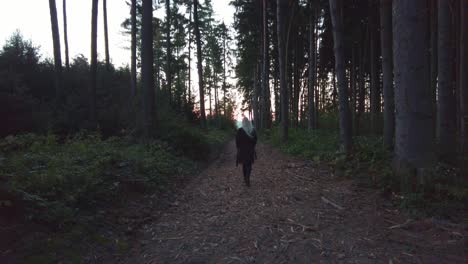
<box><xmin>0</xmin><ymin>0</ymin><xmax>466</xmax><ymax>262</ymax></box>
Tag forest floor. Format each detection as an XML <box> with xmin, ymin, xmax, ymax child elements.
<box><xmin>109</xmin><ymin>141</ymin><xmax>466</xmax><ymax>264</ymax></box>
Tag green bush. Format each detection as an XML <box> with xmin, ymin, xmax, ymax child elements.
<box><xmin>0</xmin><ymin>133</ymin><xmax>198</xmax><ymax>224</ymax></box>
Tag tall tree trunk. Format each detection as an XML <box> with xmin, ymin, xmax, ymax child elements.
<box><xmin>393</xmin><ymin>0</ymin><xmax>434</xmax><ymax>190</ymax></box>
<box><xmin>293</xmin><ymin>30</ymin><xmax>300</xmax><ymax>127</ymax></box>
<box><xmin>188</xmin><ymin>3</ymin><xmax>192</xmax><ymax>104</ymax></box>
<box><xmin>330</xmin><ymin>0</ymin><xmax>352</xmax><ymax>155</ymax></box>
<box><xmin>332</xmin><ymin>67</ymin><xmax>337</xmax><ymax>108</ymax></box>
<box><xmin>351</xmin><ymin>45</ymin><xmax>357</xmax><ymax>133</ymax></box>
<box><xmin>49</xmin><ymin>0</ymin><xmax>62</xmax><ymax>109</ymax></box>
<box><xmin>90</xmin><ymin>0</ymin><xmax>99</xmax><ymax>128</ymax></box>
<box><xmin>262</xmin><ymin>0</ymin><xmax>271</xmax><ymax>129</ymax></box>
<box><xmin>307</xmin><ymin>0</ymin><xmax>316</xmax><ymax>131</ymax></box>
<box><xmin>63</xmin><ymin>0</ymin><xmax>69</xmax><ymax>70</ymax></box>
<box><xmin>166</xmin><ymin>0</ymin><xmax>172</xmax><ymax>103</ymax></box>
<box><xmin>253</xmin><ymin>63</ymin><xmax>259</xmax><ymax>128</ymax></box>
<box><xmin>222</xmin><ymin>24</ymin><xmax>227</xmax><ymax>117</ymax></box>
<box><xmin>277</xmin><ymin>0</ymin><xmax>288</xmax><ymax>141</ymax></box>
<box><xmin>370</xmin><ymin>0</ymin><xmax>380</xmax><ymax>134</ymax></box>
<box><xmin>381</xmin><ymin>0</ymin><xmax>394</xmax><ymax>148</ymax></box>
<box><xmin>430</xmin><ymin>0</ymin><xmax>437</xmax><ymax>131</ymax></box>
<box><xmin>214</xmin><ymin>73</ymin><xmax>219</xmax><ymax>121</ymax></box>
<box><xmin>314</xmin><ymin>6</ymin><xmax>319</xmax><ymax>128</ymax></box>
<box><xmin>437</xmin><ymin>0</ymin><xmax>457</xmax><ymax>161</ymax></box>
<box><xmin>194</xmin><ymin>0</ymin><xmax>206</xmax><ymax>128</ymax></box>
<box><xmin>141</xmin><ymin>0</ymin><xmax>155</xmax><ymax>137</ymax></box>
<box><xmin>329</xmin><ymin>0</ymin><xmax>352</xmax><ymax>154</ymax></box>
<box><xmin>460</xmin><ymin>1</ymin><xmax>468</xmax><ymax>172</ymax></box>
<box><xmin>103</xmin><ymin>0</ymin><xmax>110</xmax><ymax>70</ymax></box>
<box><xmin>130</xmin><ymin>0</ymin><xmax>137</xmax><ymax>99</ymax></box>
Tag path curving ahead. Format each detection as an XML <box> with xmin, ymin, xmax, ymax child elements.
<box><xmin>118</xmin><ymin>141</ymin><xmax>464</xmax><ymax>264</ymax></box>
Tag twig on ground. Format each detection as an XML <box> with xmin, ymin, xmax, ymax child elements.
<box><xmin>388</xmin><ymin>219</ymin><xmax>413</xmax><ymax>229</ymax></box>
<box><xmin>280</xmin><ymin>218</ymin><xmax>317</xmax><ymax>232</ymax></box>
<box><xmin>321</xmin><ymin>196</ymin><xmax>344</xmax><ymax>210</ymax></box>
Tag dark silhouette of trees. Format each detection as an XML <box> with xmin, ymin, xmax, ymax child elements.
<box><xmin>380</xmin><ymin>0</ymin><xmax>394</xmax><ymax>148</ymax></box>
<box><xmin>48</xmin><ymin>0</ymin><xmax>62</xmax><ymax>108</ymax></box>
<box><xmin>194</xmin><ymin>0</ymin><xmax>206</xmax><ymax>128</ymax></box>
<box><xmin>63</xmin><ymin>0</ymin><xmax>70</xmax><ymax>70</ymax></box>
<box><xmin>437</xmin><ymin>0</ymin><xmax>457</xmax><ymax>161</ymax></box>
<box><xmin>329</xmin><ymin>0</ymin><xmax>352</xmax><ymax>154</ymax></box>
<box><xmin>103</xmin><ymin>0</ymin><xmax>110</xmax><ymax>70</ymax></box>
<box><xmin>141</xmin><ymin>0</ymin><xmax>155</xmax><ymax>137</ymax></box>
<box><xmin>90</xmin><ymin>0</ymin><xmax>99</xmax><ymax>128</ymax></box>
<box><xmin>393</xmin><ymin>0</ymin><xmax>434</xmax><ymax>188</ymax></box>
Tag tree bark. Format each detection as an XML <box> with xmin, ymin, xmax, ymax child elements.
<box><xmin>262</xmin><ymin>0</ymin><xmax>271</xmax><ymax>129</ymax></box>
<box><xmin>188</xmin><ymin>3</ymin><xmax>192</xmax><ymax>104</ymax></box>
<box><xmin>437</xmin><ymin>0</ymin><xmax>457</xmax><ymax>161</ymax></box>
<box><xmin>307</xmin><ymin>0</ymin><xmax>316</xmax><ymax>131</ymax></box>
<box><xmin>103</xmin><ymin>0</ymin><xmax>110</xmax><ymax>70</ymax></box>
<box><xmin>380</xmin><ymin>0</ymin><xmax>394</xmax><ymax>148</ymax></box>
<box><xmin>277</xmin><ymin>0</ymin><xmax>288</xmax><ymax>141</ymax></box>
<box><xmin>329</xmin><ymin>0</ymin><xmax>352</xmax><ymax>154</ymax></box>
<box><xmin>63</xmin><ymin>0</ymin><xmax>69</xmax><ymax>70</ymax></box>
<box><xmin>369</xmin><ymin>0</ymin><xmax>380</xmax><ymax>134</ymax></box>
<box><xmin>90</xmin><ymin>0</ymin><xmax>99</xmax><ymax>128</ymax></box>
<box><xmin>166</xmin><ymin>0</ymin><xmax>172</xmax><ymax>103</ymax></box>
<box><xmin>393</xmin><ymin>0</ymin><xmax>434</xmax><ymax>189</ymax></box>
<box><xmin>141</xmin><ymin>0</ymin><xmax>155</xmax><ymax>137</ymax></box>
<box><xmin>430</xmin><ymin>0</ymin><xmax>437</xmax><ymax>132</ymax></box>
<box><xmin>49</xmin><ymin>0</ymin><xmax>62</xmax><ymax>110</ymax></box>
<box><xmin>194</xmin><ymin>0</ymin><xmax>206</xmax><ymax>128</ymax></box>
<box><xmin>460</xmin><ymin>1</ymin><xmax>468</xmax><ymax>171</ymax></box>
<box><xmin>130</xmin><ymin>0</ymin><xmax>137</xmax><ymax>99</ymax></box>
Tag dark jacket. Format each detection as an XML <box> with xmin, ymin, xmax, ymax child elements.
<box><xmin>236</xmin><ymin>127</ymin><xmax>257</xmax><ymax>165</ymax></box>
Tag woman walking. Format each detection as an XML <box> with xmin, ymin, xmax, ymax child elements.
<box><xmin>236</xmin><ymin>117</ymin><xmax>257</xmax><ymax>187</ymax></box>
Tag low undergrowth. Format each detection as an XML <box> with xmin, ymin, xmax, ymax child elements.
<box><xmin>263</xmin><ymin>127</ymin><xmax>466</xmax><ymax>221</ymax></box>
<box><xmin>0</xmin><ymin>125</ymin><xmax>233</xmax><ymax>263</ymax></box>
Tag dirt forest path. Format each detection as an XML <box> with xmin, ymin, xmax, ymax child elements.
<box><xmin>117</xmin><ymin>141</ymin><xmax>465</xmax><ymax>264</ymax></box>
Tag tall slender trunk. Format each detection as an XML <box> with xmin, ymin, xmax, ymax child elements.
<box><xmin>188</xmin><ymin>4</ymin><xmax>192</xmax><ymax>104</ymax></box>
<box><xmin>222</xmin><ymin>24</ymin><xmax>227</xmax><ymax>116</ymax></box>
<box><xmin>332</xmin><ymin>67</ymin><xmax>337</xmax><ymax>108</ymax></box>
<box><xmin>293</xmin><ymin>29</ymin><xmax>300</xmax><ymax>127</ymax></box>
<box><xmin>381</xmin><ymin>0</ymin><xmax>394</xmax><ymax>148</ymax></box>
<box><xmin>460</xmin><ymin>1</ymin><xmax>468</xmax><ymax>172</ymax></box>
<box><xmin>307</xmin><ymin>0</ymin><xmax>316</xmax><ymax>131</ymax></box>
<box><xmin>430</xmin><ymin>0</ymin><xmax>438</xmax><ymax>131</ymax></box>
<box><xmin>63</xmin><ymin>0</ymin><xmax>69</xmax><ymax>70</ymax></box>
<box><xmin>314</xmin><ymin>5</ymin><xmax>319</xmax><ymax>128</ymax></box>
<box><xmin>166</xmin><ymin>0</ymin><xmax>172</xmax><ymax>103</ymax></box>
<box><xmin>277</xmin><ymin>0</ymin><xmax>288</xmax><ymax>141</ymax></box>
<box><xmin>49</xmin><ymin>0</ymin><xmax>62</xmax><ymax>109</ymax></box>
<box><xmin>90</xmin><ymin>0</ymin><xmax>99</xmax><ymax>128</ymax></box>
<box><xmin>130</xmin><ymin>0</ymin><xmax>137</xmax><ymax>99</ymax></box>
<box><xmin>141</xmin><ymin>0</ymin><xmax>155</xmax><ymax>137</ymax></box>
<box><xmin>393</xmin><ymin>0</ymin><xmax>434</xmax><ymax>189</ymax></box>
<box><xmin>370</xmin><ymin>0</ymin><xmax>380</xmax><ymax>134</ymax></box>
<box><xmin>253</xmin><ymin>64</ymin><xmax>259</xmax><ymax>128</ymax></box>
<box><xmin>194</xmin><ymin>0</ymin><xmax>206</xmax><ymax>128</ymax></box>
<box><xmin>437</xmin><ymin>0</ymin><xmax>457</xmax><ymax>160</ymax></box>
<box><xmin>329</xmin><ymin>0</ymin><xmax>352</xmax><ymax>154</ymax></box>
<box><xmin>262</xmin><ymin>0</ymin><xmax>271</xmax><ymax>129</ymax></box>
<box><xmin>103</xmin><ymin>0</ymin><xmax>110</xmax><ymax>70</ymax></box>
<box><xmin>351</xmin><ymin>45</ymin><xmax>357</xmax><ymax>133</ymax></box>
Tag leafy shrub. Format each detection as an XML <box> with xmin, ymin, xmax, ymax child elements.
<box><xmin>0</xmin><ymin>133</ymin><xmax>198</xmax><ymax>224</ymax></box>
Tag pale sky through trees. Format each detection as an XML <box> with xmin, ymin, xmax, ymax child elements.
<box><xmin>0</xmin><ymin>0</ymin><xmax>234</xmax><ymax>67</ymax></box>
<box><xmin>0</xmin><ymin>0</ymin><xmax>247</xmax><ymax>119</ymax></box>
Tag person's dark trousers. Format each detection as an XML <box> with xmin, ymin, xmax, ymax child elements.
<box><xmin>242</xmin><ymin>162</ymin><xmax>252</xmax><ymax>187</ymax></box>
